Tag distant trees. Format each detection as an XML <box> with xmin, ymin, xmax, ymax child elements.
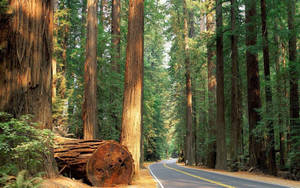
<box><xmin>168</xmin><ymin>0</ymin><xmax>299</xmax><ymax>178</ymax></box>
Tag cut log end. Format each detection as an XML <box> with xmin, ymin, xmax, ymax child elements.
<box><xmin>54</xmin><ymin>137</ymin><xmax>134</xmax><ymax>187</ymax></box>
<box><xmin>86</xmin><ymin>141</ymin><xmax>134</xmax><ymax>187</ymax></box>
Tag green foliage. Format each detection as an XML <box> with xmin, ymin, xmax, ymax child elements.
<box><xmin>0</xmin><ymin>170</ymin><xmax>42</xmax><ymax>188</ymax></box>
<box><xmin>0</xmin><ymin>113</ymin><xmax>53</xmax><ymax>187</ymax></box>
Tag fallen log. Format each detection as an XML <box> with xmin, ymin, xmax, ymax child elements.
<box><xmin>54</xmin><ymin>137</ymin><xmax>134</xmax><ymax>187</ymax></box>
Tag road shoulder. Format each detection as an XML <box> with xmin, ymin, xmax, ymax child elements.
<box><xmin>177</xmin><ymin>163</ymin><xmax>300</xmax><ymax>188</ymax></box>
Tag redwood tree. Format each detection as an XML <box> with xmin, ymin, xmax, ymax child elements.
<box><xmin>288</xmin><ymin>0</ymin><xmax>299</xmax><ymax>171</ymax></box>
<box><xmin>83</xmin><ymin>0</ymin><xmax>98</xmax><ymax>139</ymax></box>
<box><xmin>206</xmin><ymin>0</ymin><xmax>216</xmax><ymax>169</ymax></box>
<box><xmin>260</xmin><ymin>0</ymin><xmax>276</xmax><ymax>175</ymax></box>
<box><xmin>215</xmin><ymin>0</ymin><xmax>226</xmax><ymax>170</ymax></box>
<box><xmin>230</xmin><ymin>0</ymin><xmax>242</xmax><ymax>171</ymax></box>
<box><xmin>183</xmin><ymin>0</ymin><xmax>195</xmax><ymax>166</ymax></box>
<box><xmin>120</xmin><ymin>0</ymin><xmax>144</xmax><ymax>174</ymax></box>
<box><xmin>0</xmin><ymin>0</ymin><xmax>57</xmax><ymax>177</ymax></box>
<box><xmin>245</xmin><ymin>0</ymin><xmax>265</xmax><ymax>169</ymax></box>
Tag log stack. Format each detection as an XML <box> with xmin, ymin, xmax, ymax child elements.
<box><xmin>54</xmin><ymin>137</ymin><xmax>134</xmax><ymax>187</ymax></box>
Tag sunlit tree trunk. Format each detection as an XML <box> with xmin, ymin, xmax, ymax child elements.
<box><xmin>288</xmin><ymin>0</ymin><xmax>299</xmax><ymax>172</ymax></box>
<box><xmin>83</xmin><ymin>0</ymin><xmax>98</xmax><ymax>139</ymax></box>
<box><xmin>206</xmin><ymin>0</ymin><xmax>216</xmax><ymax>169</ymax></box>
<box><xmin>215</xmin><ymin>0</ymin><xmax>226</xmax><ymax>170</ymax></box>
<box><xmin>260</xmin><ymin>0</ymin><xmax>276</xmax><ymax>175</ymax></box>
<box><xmin>183</xmin><ymin>0</ymin><xmax>195</xmax><ymax>166</ymax></box>
<box><xmin>0</xmin><ymin>0</ymin><xmax>57</xmax><ymax>177</ymax></box>
<box><xmin>121</xmin><ymin>0</ymin><xmax>144</xmax><ymax>174</ymax></box>
<box><xmin>245</xmin><ymin>0</ymin><xmax>266</xmax><ymax>169</ymax></box>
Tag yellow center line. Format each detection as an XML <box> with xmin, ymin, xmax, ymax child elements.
<box><xmin>163</xmin><ymin>163</ymin><xmax>235</xmax><ymax>188</ymax></box>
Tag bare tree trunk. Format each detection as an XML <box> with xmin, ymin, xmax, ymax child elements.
<box><xmin>0</xmin><ymin>0</ymin><xmax>57</xmax><ymax>177</ymax></box>
<box><xmin>274</xmin><ymin>30</ymin><xmax>286</xmax><ymax>168</ymax></box>
<box><xmin>120</xmin><ymin>0</ymin><xmax>144</xmax><ymax>174</ymax></box>
<box><xmin>83</xmin><ymin>0</ymin><xmax>98</xmax><ymax>140</ymax></box>
<box><xmin>288</xmin><ymin>0</ymin><xmax>299</xmax><ymax>172</ymax></box>
<box><xmin>260</xmin><ymin>0</ymin><xmax>276</xmax><ymax>175</ymax></box>
<box><xmin>230</xmin><ymin>0</ymin><xmax>242</xmax><ymax>171</ymax></box>
<box><xmin>245</xmin><ymin>0</ymin><xmax>266</xmax><ymax>169</ymax></box>
<box><xmin>215</xmin><ymin>0</ymin><xmax>226</xmax><ymax>170</ymax></box>
<box><xmin>206</xmin><ymin>0</ymin><xmax>216</xmax><ymax>169</ymax></box>
<box><xmin>111</xmin><ymin>0</ymin><xmax>121</xmax><ymax>72</ymax></box>
<box><xmin>183</xmin><ymin>0</ymin><xmax>195</xmax><ymax>166</ymax></box>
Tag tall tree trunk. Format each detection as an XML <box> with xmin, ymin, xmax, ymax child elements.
<box><xmin>111</xmin><ymin>0</ymin><xmax>121</xmax><ymax>134</ymax></box>
<box><xmin>288</xmin><ymin>0</ymin><xmax>299</xmax><ymax>172</ymax></box>
<box><xmin>0</xmin><ymin>0</ymin><xmax>57</xmax><ymax>177</ymax></box>
<box><xmin>274</xmin><ymin>29</ymin><xmax>286</xmax><ymax>168</ymax></box>
<box><xmin>215</xmin><ymin>0</ymin><xmax>226</xmax><ymax>170</ymax></box>
<box><xmin>206</xmin><ymin>0</ymin><xmax>216</xmax><ymax>169</ymax></box>
<box><xmin>245</xmin><ymin>0</ymin><xmax>265</xmax><ymax>169</ymax></box>
<box><xmin>183</xmin><ymin>0</ymin><xmax>195</xmax><ymax>166</ymax></box>
<box><xmin>260</xmin><ymin>0</ymin><xmax>276</xmax><ymax>175</ymax></box>
<box><xmin>121</xmin><ymin>0</ymin><xmax>144</xmax><ymax>174</ymax></box>
<box><xmin>230</xmin><ymin>0</ymin><xmax>242</xmax><ymax>171</ymax></box>
<box><xmin>111</xmin><ymin>0</ymin><xmax>121</xmax><ymax>72</ymax></box>
<box><xmin>83</xmin><ymin>0</ymin><xmax>98</xmax><ymax>139</ymax></box>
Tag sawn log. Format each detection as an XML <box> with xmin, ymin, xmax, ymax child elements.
<box><xmin>54</xmin><ymin>137</ymin><xmax>134</xmax><ymax>187</ymax></box>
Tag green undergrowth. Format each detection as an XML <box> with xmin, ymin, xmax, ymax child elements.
<box><xmin>0</xmin><ymin>112</ymin><xmax>54</xmax><ymax>187</ymax></box>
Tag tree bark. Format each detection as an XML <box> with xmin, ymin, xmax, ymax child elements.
<box><xmin>215</xmin><ymin>0</ymin><xmax>226</xmax><ymax>170</ymax></box>
<box><xmin>260</xmin><ymin>0</ymin><xmax>276</xmax><ymax>175</ymax></box>
<box><xmin>111</xmin><ymin>0</ymin><xmax>121</xmax><ymax>73</ymax></box>
<box><xmin>230</xmin><ymin>0</ymin><xmax>242</xmax><ymax>171</ymax></box>
<box><xmin>0</xmin><ymin>0</ymin><xmax>57</xmax><ymax>178</ymax></box>
<box><xmin>183</xmin><ymin>0</ymin><xmax>195</xmax><ymax>166</ymax></box>
<box><xmin>288</xmin><ymin>0</ymin><xmax>299</xmax><ymax>172</ymax></box>
<box><xmin>120</xmin><ymin>0</ymin><xmax>144</xmax><ymax>174</ymax></box>
<box><xmin>83</xmin><ymin>0</ymin><xmax>98</xmax><ymax>140</ymax></box>
<box><xmin>206</xmin><ymin>0</ymin><xmax>216</xmax><ymax>169</ymax></box>
<box><xmin>245</xmin><ymin>0</ymin><xmax>266</xmax><ymax>169</ymax></box>
<box><xmin>0</xmin><ymin>0</ymin><xmax>53</xmax><ymax>129</ymax></box>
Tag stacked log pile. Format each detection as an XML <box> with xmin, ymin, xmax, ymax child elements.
<box><xmin>54</xmin><ymin>137</ymin><xmax>134</xmax><ymax>187</ymax></box>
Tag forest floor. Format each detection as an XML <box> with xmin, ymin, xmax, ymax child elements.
<box><xmin>178</xmin><ymin>162</ymin><xmax>300</xmax><ymax>188</ymax></box>
<box><xmin>41</xmin><ymin>162</ymin><xmax>156</xmax><ymax>188</ymax></box>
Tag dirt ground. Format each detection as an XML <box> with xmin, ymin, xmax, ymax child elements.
<box><xmin>178</xmin><ymin>163</ymin><xmax>300</xmax><ymax>188</ymax></box>
<box><xmin>41</xmin><ymin>162</ymin><xmax>157</xmax><ymax>188</ymax></box>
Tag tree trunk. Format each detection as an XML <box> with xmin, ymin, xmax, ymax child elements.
<box><xmin>230</xmin><ymin>0</ymin><xmax>242</xmax><ymax>171</ymax></box>
<box><xmin>260</xmin><ymin>0</ymin><xmax>276</xmax><ymax>175</ymax></box>
<box><xmin>83</xmin><ymin>0</ymin><xmax>98</xmax><ymax>140</ymax></box>
<box><xmin>54</xmin><ymin>137</ymin><xmax>134</xmax><ymax>187</ymax></box>
<box><xmin>120</xmin><ymin>0</ymin><xmax>144</xmax><ymax>174</ymax></box>
<box><xmin>0</xmin><ymin>0</ymin><xmax>53</xmax><ymax>129</ymax></box>
<box><xmin>206</xmin><ymin>0</ymin><xmax>216</xmax><ymax>169</ymax></box>
<box><xmin>0</xmin><ymin>0</ymin><xmax>57</xmax><ymax>178</ymax></box>
<box><xmin>111</xmin><ymin>0</ymin><xmax>121</xmax><ymax>72</ymax></box>
<box><xmin>183</xmin><ymin>0</ymin><xmax>195</xmax><ymax>166</ymax></box>
<box><xmin>288</xmin><ymin>0</ymin><xmax>299</xmax><ymax>172</ymax></box>
<box><xmin>215</xmin><ymin>0</ymin><xmax>226</xmax><ymax>170</ymax></box>
<box><xmin>274</xmin><ymin>30</ymin><xmax>286</xmax><ymax>168</ymax></box>
<box><xmin>245</xmin><ymin>0</ymin><xmax>265</xmax><ymax>169</ymax></box>
<box><xmin>111</xmin><ymin>0</ymin><xmax>121</xmax><ymax>136</ymax></box>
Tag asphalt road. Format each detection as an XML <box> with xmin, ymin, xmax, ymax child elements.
<box><xmin>149</xmin><ymin>159</ymin><xmax>292</xmax><ymax>188</ymax></box>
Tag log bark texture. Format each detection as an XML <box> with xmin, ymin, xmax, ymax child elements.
<box><xmin>54</xmin><ymin>137</ymin><xmax>134</xmax><ymax>187</ymax></box>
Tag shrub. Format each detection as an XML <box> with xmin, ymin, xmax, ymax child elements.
<box><xmin>0</xmin><ymin>112</ymin><xmax>54</xmax><ymax>187</ymax></box>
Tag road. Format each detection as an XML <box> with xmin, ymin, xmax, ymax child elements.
<box><xmin>148</xmin><ymin>159</ymin><xmax>292</xmax><ymax>188</ymax></box>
